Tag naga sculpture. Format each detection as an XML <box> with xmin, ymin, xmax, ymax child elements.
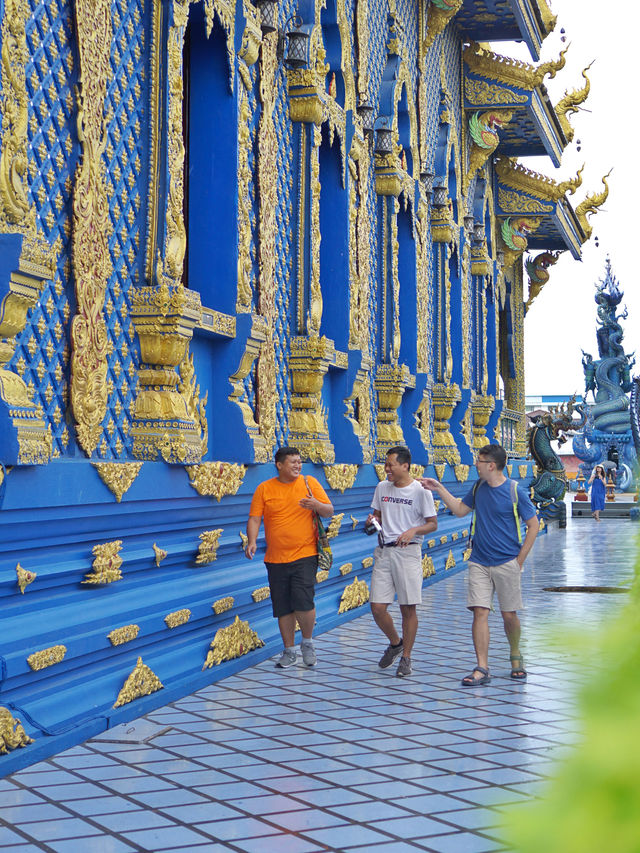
<box><xmin>528</xmin><ymin>396</ymin><xmax>586</xmax><ymax>527</ymax></box>
<box><xmin>524</xmin><ymin>250</ymin><xmax>560</xmax><ymax>313</ymax></box>
<box><xmin>574</xmin><ymin>259</ymin><xmax>637</xmax><ymax>490</ymax></box>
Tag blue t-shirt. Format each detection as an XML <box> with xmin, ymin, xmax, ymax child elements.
<box><xmin>461</xmin><ymin>479</ymin><xmax>537</xmax><ymax>567</ymax></box>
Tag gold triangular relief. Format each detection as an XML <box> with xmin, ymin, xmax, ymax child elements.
<box><xmin>113</xmin><ymin>657</ymin><xmax>163</xmax><ymax>708</ymax></box>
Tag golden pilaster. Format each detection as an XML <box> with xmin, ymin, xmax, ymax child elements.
<box><xmin>130</xmin><ymin>281</ymin><xmax>205</xmax><ymax>464</ymax></box>
<box><xmin>431</xmin><ymin>382</ymin><xmax>461</xmax><ymax>464</ymax></box>
<box><xmin>470</xmin><ymin>394</ymin><xmax>495</xmax><ymax>449</ymax></box>
<box><xmin>288</xmin><ymin>335</ymin><xmax>336</xmax><ymax>463</ymax></box>
<box><xmin>374</xmin><ymin>364</ymin><xmax>415</xmax><ymax>460</ymax></box>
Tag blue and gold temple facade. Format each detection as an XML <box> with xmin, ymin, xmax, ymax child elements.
<box><xmin>0</xmin><ymin>0</ymin><xmax>605</xmax><ymax>768</ymax></box>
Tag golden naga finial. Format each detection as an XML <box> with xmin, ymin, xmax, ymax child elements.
<box><xmin>576</xmin><ymin>170</ymin><xmax>612</xmax><ymax>240</ymax></box>
<box><xmin>556</xmin><ymin>164</ymin><xmax>584</xmax><ymax>197</ymax></box>
<box><xmin>534</xmin><ymin>44</ymin><xmax>569</xmax><ymax>86</ymax></box>
<box><xmin>555</xmin><ymin>62</ymin><xmax>593</xmax><ymax>142</ymax></box>
<box><xmin>538</xmin><ymin>0</ymin><xmax>557</xmax><ymax>35</ymax></box>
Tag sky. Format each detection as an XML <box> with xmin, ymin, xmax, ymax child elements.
<box><xmin>500</xmin><ymin>2</ymin><xmax>639</xmax><ymax>397</ymax></box>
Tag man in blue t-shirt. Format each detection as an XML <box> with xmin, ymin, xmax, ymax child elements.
<box><xmin>421</xmin><ymin>444</ymin><xmax>539</xmax><ymax>686</ymax></box>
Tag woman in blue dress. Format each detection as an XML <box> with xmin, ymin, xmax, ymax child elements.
<box><xmin>589</xmin><ymin>465</ymin><xmax>606</xmax><ymax>522</ymax></box>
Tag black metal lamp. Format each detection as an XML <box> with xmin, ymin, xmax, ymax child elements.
<box><xmin>256</xmin><ymin>0</ymin><xmax>278</xmax><ymax>34</ymax></box>
<box><xmin>473</xmin><ymin>222</ymin><xmax>484</xmax><ymax>244</ymax></box>
<box><xmin>420</xmin><ymin>168</ymin><xmax>434</xmax><ymax>199</ymax></box>
<box><xmin>357</xmin><ymin>100</ymin><xmax>375</xmax><ymax>136</ymax></box>
<box><xmin>284</xmin><ymin>16</ymin><xmax>308</xmax><ymax>68</ymax></box>
<box><xmin>433</xmin><ymin>184</ymin><xmax>448</xmax><ymax>208</ymax></box>
<box><xmin>464</xmin><ymin>215</ymin><xmax>474</xmax><ymax>235</ymax></box>
<box><xmin>374</xmin><ymin>117</ymin><xmax>393</xmax><ymax>156</ymax></box>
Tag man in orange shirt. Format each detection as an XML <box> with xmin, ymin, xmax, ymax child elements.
<box><xmin>245</xmin><ymin>447</ymin><xmax>334</xmax><ymax>668</ymax></box>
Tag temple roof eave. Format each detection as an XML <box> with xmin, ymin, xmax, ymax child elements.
<box><xmin>457</xmin><ymin>0</ymin><xmax>556</xmax><ymax>61</ymax></box>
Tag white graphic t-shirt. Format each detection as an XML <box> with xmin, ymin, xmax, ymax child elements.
<box><xmin>371</xmin><ymin>479</ymin><xmax>437</xmax><ymax>545</ymax></box>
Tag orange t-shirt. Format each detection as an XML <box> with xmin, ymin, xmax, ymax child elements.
<box><xmin>249</xmin><ymin>475</ymin><xmax>330</xmax><ymax>564</ymax></box>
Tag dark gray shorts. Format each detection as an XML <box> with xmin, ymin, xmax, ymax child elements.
<box><xmin>265</xmin><ymin>555</ymin><xmax>318</xmax><ymax>617</ymax></box>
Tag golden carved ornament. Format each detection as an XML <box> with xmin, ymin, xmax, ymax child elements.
<box><xmin>16</xmin><ymin>563</ymin><xmax>36</xmax><ymax>594</ymax></box>
<box><xmin>454</xmin><ymin>465</ymin><xmax>469</xmax><ymax>482</ymax></box>
<box><xmin>519</xmin><ymin>464</ymin><xmax>529</xmax><ymax>479</ymax></box>
<box><xmin>507</xmin><ymin>464</ymin><xmax>513</xmax><ymax>476</ymax></box>
<box><xmin>107</xmin><ymin>625</ymin><xmax>140</xmax><ymax>647</ymax></box>
<box><xmin>203</xmin><ymin>0</ymin><xmax>236</xmax><ymax>89</ymax></box>
<box><xmin>0</xmin><ymin>707</ymin><xmax>34</xmax><ymax>754</ymax></box>
<box><xmin>355</xmin><ymin>0</ymin><xmax>369</xmax><ymax>101</ymax></box>
<box><xmin>445</xmin><ymin>549</ymin><xmax>456</xmax><ymax>570</ymax></box>
<box><xmin>556</xmin><ymin>64</ymin><xmax>592</xmax><ymax>142</ymax></box>
<box><xmin>323</xmin><ymin>464</ymin><xmax>359</xmax><ymax>492</ymax></box>
<box><xmin>463</xmin><ymin>547</ymin><xmax>472</xmax><ymax>561</ymax></box>
<box><xmin>374</xmin><ymin>464</ymin><xmax>386</xmax><ymax>481</ymax></box>
<box><xmin>236</xmin><ymin>82</ymin><xmax>253</xmax><ymax>311</ymax></box>
<box><xmin>470</xmin><ymin>395</ymin><xmax>495</xmax><ymax>449</ymax></box>
<box><xmin>424</xmin><ymin>0</ymin><xmax>462</xmax><ymax>50</ymax></box>
<box><xmin>495</xmin><ymin>156</ymin><xmax>581</xmax><ymax>204</ymax></box>
<box><xmin>256</xmin><ymin>33</ymin><xmax>279</xmax><ymax>455</ymax></box>
<box><xmin>427</xmin><ymin>538</ymin><xmax>436</xmax><ymax>548</ymax></box>
<box><xmin>196</xmin><ymin>529</ymin><xmax>223</xmax><ymax>565</ymax></box>
<box><xmin>185</xmin><ymin>462</ymin><xmax>246</xmax><ymax>500</ymax></box>
<box><xmin>576</xmin><ymin>172</ymin><xmax>611</xmax><ymax>240</ymax></box>
<box><xmin>83</xmin><ymin>540</ymin><xmax>123</xmax><ymax>585</ymax></box>
<box><xmin>422</xmin><ymin>554</ymin><xmax>435</xmax><ymax>579</ymax></box>
<box><xmin>466</xmin><ymin>110</ymin><xmax>512</xmax><ymax>186</ymax></box>
<box><xmin>339</xmin><ymin>563</ymin><xmax>353</xmax><ymax>576</ymax></box>
<box><xmin>165</xmin><ymin>609</ymin><xmax>191</xmax><ymax>628</ymax></box>
<box><xmin>350</xmin><ymin>515</ymin><xmax>359</xmax><ymax>530</ymax></box>
<box><xmin>361</xmin><ymin>556</ymin><xmax>374</xmax><ymax>569</ymax></box>
<box><xmin>434</xmin><ymin>464</ymin><xmax>446</xmax><ymax>480</ymax></box>
<box><xmin>432</xmin><ymin>383</ymin><xmax>461</xmax><ymax>465</ymax></box>
<box><xmin>212</xmin><ymin>596</ymin><xmax>234</xmax><ymax>615</ymax></box>
<box><xmin>0</xmin><ymin>0</ymin><xmax>33</xmax><ymax>230</ymax></box>
<box><xmin>338</xmin><ymin>576</ymin><xmax>369</xmax><ymax>614</ymax></box>
<box><xmin>239</xmin><ymin>531</ymin><xmax>249</xmax><ymax>551</ymax></box>
<box><xmin>326</xmin><ymin>513</ymin><xmax>344</xmax><ymax>539</ymax></box>
<box><xmin>434</xmin><ymin>500</ymin><xmax>441</xmax><ymax>512</ymax></box>
<box><xmin>440</xmin><ymin>535</ymin><xmax>448</xmax><ymax>545</ymax></box>
<box><xmin>163</xmin><ymin>14</ymin><xmax>187</xmax><ymax>281</ymax></box>
<box><xmin>464</xmin><ymin>41</ymin><xmax>567</xmax><ymax>91</ymax></box>
<box><xmin>113</xmin><ymin>657</ymin><xmax>164</xmax><ymax>708</ymax></box>
<box><xmin>27</xmin><ymin>645</ymin><xmax>67</xmax><ymax>671</ymax></box>
<box><xmin>374</xmin><ymin>364</ymin><xmax>415</xmax><ymax>458</ymax></box>
<box><xmin>451</xmin><ymin>532</ymin><xmax>459</xmax><ymax>541</ymax></box>
<box><xmin>238</xmin><ymin>0</ymin><xmax>261</xmax><ymax>73</ymax></box>
<box><xmin>252</xmin><ymin>586</ymin><xmax>270</xmax><ymax>602</ymax></box>
<box><xmin>70</xmin><ymin>0</ymin><xmax>113</xmax><ymax>455</ymax></box>
<box><xmin>153</xmin><ymin>543</ymin><xmax>167</xmax><ymax>566</ymax></box>
<box><xmin>464</xmin><ymin>78</ymin><xmax>528</xmax><ymax>107</ymax></box>
<box><xmin>409</xmin><ymin>465</ymin><xmax>425</xmax><ymax>479</ymax></box>
<box><xmin>92</xmin><ymin>462</ymin><xmax>143</xmax><ymax>502</ymax></box>
<box><xmin>498</xmin><ymin>188</ymin><xmax>552</xmax><ymax>215</ymax></box>
<box><xmin>316</xmin><ymin>570</ymin><xmax>329</xmax><ymax>583</ymax></box>
<box><xmin>178</xmin><ymin>353</ymin><xmax>209</xmax><ymax>457</ymax></box>
<box><xmin>202</xmin><ymin>615</ymin><xmax>264</xmax><ymax>668</ymax></box>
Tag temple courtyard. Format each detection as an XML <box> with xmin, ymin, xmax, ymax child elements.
<box><xmin>0</xmin><ymin>509</ymin><xmax>635</xmax><ymax>853</ymax></box>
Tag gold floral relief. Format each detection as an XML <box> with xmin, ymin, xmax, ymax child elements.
<box><xmin>27</xmin><ymin>645</ymin><xmax>67</xmax><ymax>671</ymax></box>
<box><xmin>338</xmin><ymin>576</ymin><xmax>369</xmax><ymax>613</ymax></box>
<box><xmin>92</xmin><ymin>462</ymin><xmax>143</xmax><ymax>502</ymax></box>
<box><xmin>316</xmin><ymin>570</ymin><xmax>329</xmax><ymax>583</ymax></box>
<box><xmin>422</xmin><ymin>554</ymin><xmax>435</xmax><ymax>578</ymax></box>
<box><xmin>165</xmin><ymin>608</ymin><xmax>191</xmax><ymax>628</ymax></box>
<box><xmin>70</xmin><ymin>0</ymin><xmax>113</xmax><ymax>454</ymax></box>
<box><xmin>83</xmin><ymin>540</ymin><xmax>123</xmax><ymax>585</ymax></box>
<box><xmin>445</xmin><ymin>549</ymin><xmax>456</xmax><ymax>570</ymax></box>
<box><xmin>212</xmin><ymin>596</ymin><xmax>234</xmax><ymax>615</ymax></box>
<box><xmin>185</xmin><ymin>462</ymin><xmax>246</xmax><ymax>499</ymax></box>
<box><xmin>202</xmin><ymin>615</ymin><xmax>264</xmax><ymax>668</ymax></box>
<box><xmin>0</xmin><ymin>707</ymin><xmax>34</xmax><ymax>754</ymax></box>
<box><xmin>252</xmin><ymin>586</ymin><xmax>270</xmax><ymax>602</ymax></box>
<box><xmin>326</xmin><ymin>513</ymin><xmax>344</xmax><ymax>539</ymax></box>
<box><xmin>361</xmin><ymin>556</ymin><xmax>374</xmax><ymax>569</ymax></box>
<box><xmin>107</xmin><ymin>625</ymin><xmax>140</xmax><ymax>646</ymax></box>
<box><xmin>339</xmin><ymin>563</ymin><xmax>353</xmax><ymax>576</ymax></box>
<box><xmin>113</xmin><ymin>657</ymin><xmax>163</xmax><ymax>707</ymax></box>
<box><xmin>196</xmin><ymin>529</ymin><xmax>223</xmax><ymax>565</ymax></box>
<box><xmin>16</xmin><ymin>563</ymin><xmax>36</xmax><ymax>594</ymax></box>
<box><xmin>323</xmin><ymin>464</ymin><xmax>359</xmax><ymax>492</ymax></box>
<box><xmin>153</xmin><ymin>543</ymin><xmax>167</xmax><ymax>566</ymax></box>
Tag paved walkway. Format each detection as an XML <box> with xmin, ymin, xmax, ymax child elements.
<box><xmin>1</xmin><ymin>511</ymin><xmax>635</xmax><ymax>853</ymax></box>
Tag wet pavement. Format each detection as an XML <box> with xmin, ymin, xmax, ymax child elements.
<box><xmin>0</xmin><ymin>510</ymin><xmax>635</xmax><ymax>853</ymax></box>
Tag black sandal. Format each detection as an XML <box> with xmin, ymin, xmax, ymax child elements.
<box><xmin>510</xmin><ymin>654</ymin><xmax>527</xmax><ymax>680</ymax></box>
<box><xmin>461</xmin><ymin>666</ymin><xmax>491</xmax><ymax>686</ymax></box>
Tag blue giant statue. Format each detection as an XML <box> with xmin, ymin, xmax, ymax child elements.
<box><xmin>574</xmin><ymin>259</ymin><xmax>637</xmax><ymax>489</ymax></box>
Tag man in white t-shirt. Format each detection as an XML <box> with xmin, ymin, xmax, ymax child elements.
<box><xmin>366</xmin><ymin>446</ymin><xmax>437</xmax><ymax>677</ymax></box>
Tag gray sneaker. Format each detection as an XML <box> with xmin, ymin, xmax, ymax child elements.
<box><xmin>378</xmin><ymin>640</ymin><xmax>403</xmax><ymax>669</ymax></box>
<box><xmin>396</xmin><ymin>656</ymin><xmax>412</xmax><ymax>678</ymax></box>
<box><xmin>275</xmin><ymin>649</ymin><xmax>297</xmax><ymax>669</ymax></box>
<box><xmin>301</xmin><ymin>642</ymin><xmax>317</xmax><ymax>666</ymax></box>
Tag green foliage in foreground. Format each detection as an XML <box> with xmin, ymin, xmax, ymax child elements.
<box><xmin>505</xmin><ymin>567</ymin><xmax>640</xmax><ymax>853</ymax></box>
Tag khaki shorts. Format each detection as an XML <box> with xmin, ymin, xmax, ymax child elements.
<box><xmin>467</xmin><ymin>558</ymin><xmax>523</xmax><ymax>612</ymax></box>
<box><xmin>370</xmin><ymin>544</ymin><xmax>422</xmax><ymax>606</ymax></box>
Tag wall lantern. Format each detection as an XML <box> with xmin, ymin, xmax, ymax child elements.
<box><xmin>374</xmin><ymin>117</ymin><xmax>393</xmax><ymax>156</ymax></box>
<box><xmin>256</xmin><ymin>0</ymin><xmax>278</xmax><ymax>34</ymax></box>
<box><xmin>463</xmin><ymin>215</ymin><xmax>474</xmax><ymax>235</ymax></box>
<box><xmin>473</xmin><ymin>222</ymin><xmax>485</xmax><ymax>244</ymax></box>
<box><xmin>496</xmin><ymin>248</ymin><xmax>505</xmax><ymax>266</ymax></box>
<box><xmin>282</xmin><ymin>16</ymin><xmax>309</xmax><ymax>68</ymax></box>
<box><xmin>420</xmin><ymin>169</ymin><xmax>434</xmax><ymax>200</ymax></box>
<box><xmin>432</xmin><ymin>185</ymin><xmax>448</xmax><ymax>209</ymax></box>
<box><xmin>357</xmin><ymin>100</ymin><xmax>375</xmax><ymax>136</ymax></box>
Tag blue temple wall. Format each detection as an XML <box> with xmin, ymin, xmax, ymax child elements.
<box><xmin>0</xmin><ymin>0</ymin><xmax>539</xmax><ymax>773</ymax></box>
